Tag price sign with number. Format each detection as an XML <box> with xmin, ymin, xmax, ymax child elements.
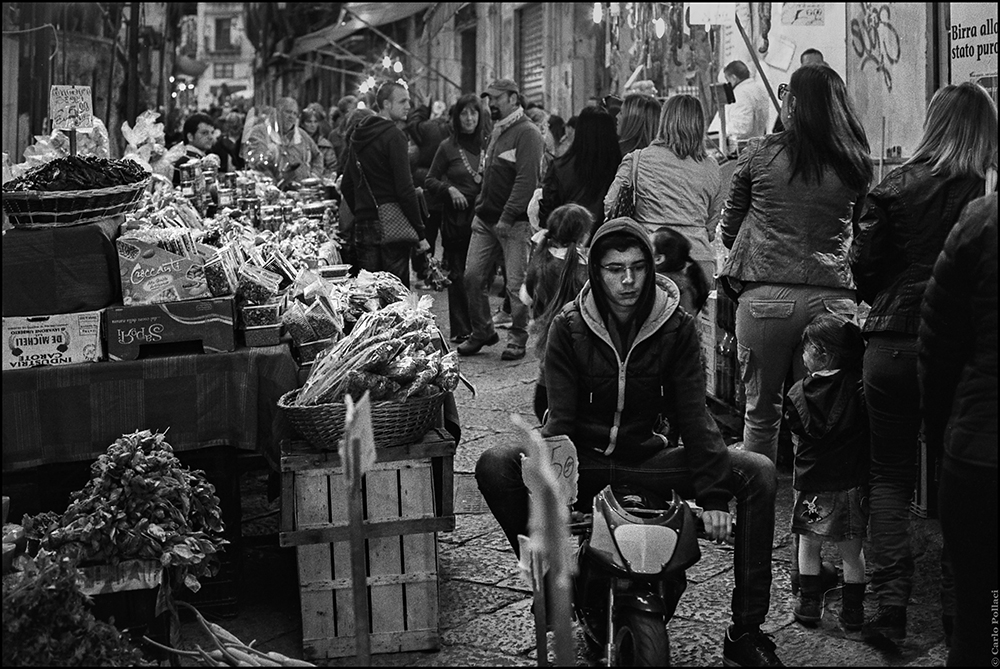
<box><xmin>50</xmin><ymin>85</ymin><xmax>94</xmax><ymax>131</ymax></box>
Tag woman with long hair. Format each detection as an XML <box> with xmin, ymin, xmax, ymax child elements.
<box><xmin>538</xmin><ymin>107</ymin><xmax>621</xmax><ymax>232</ymax></box>
<box><xmin>424</xmin><ymin>94</ymin><xmax>489</xmax><ymax>343</ymax></box>
<box><xmin>617</xmin><ymin>93</ymin><xmax>662</xmax><ymax>156</ymax></box>
<box><xmin>605</xmin><ymin>94</ymin><xmax>722</xmax><ymax>286</ymax></box>
<box><xmin>850</xmin><ymin>81</ymin><xmax>997</xmax><ymax>644</ymax></box>
<box><xmin>719</xmin><ymin>64</ymin><xmax>874</xmax><ymax>465</ymax></box>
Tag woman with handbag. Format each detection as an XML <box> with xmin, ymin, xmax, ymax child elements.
<box><xmin>424</xmin><ymin>94</ymin><xmax>488</xmax><ymax>343</ymax></box>
<box><xmin>849</xmin><ymin>81</ymin><xmax>997</xmax><ymax>642</ymax></box>
<box><xmin>718</xmin><ymin>64</ymin><xmax>873</xmax><ymax>464</ymax></box>
<box><xmin>604</xmin><ymin>95</ymin><xmax>723</xmax><ymax>287</ymax></box>
<box><xmin>340</xmin><ymin>83</ymin><xmax>431</xmax><ymax>287</ymax></box>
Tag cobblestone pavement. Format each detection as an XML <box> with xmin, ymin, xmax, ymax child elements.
<box><xmin>178</xmin><ymin>283</ymin><xmax>949</xmax><ymax>667</ymax></box>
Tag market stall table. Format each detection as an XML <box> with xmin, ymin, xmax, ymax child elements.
<box><xmin>2</xmin><ymin>343</ymin><xmax>299</xmax><ymax>472</ymax></box>
<box><xmin>2</xmin><ymin>342</ymin><xmax>301</xmax><ymax>615</ymax></box>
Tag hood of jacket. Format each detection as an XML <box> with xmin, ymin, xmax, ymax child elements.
<box><xmin>578</xmin><ymin>217</ymin><xmax>680</xmax><ymax>357</ymax></box>
<box><xmin>586</xmin><ymin>217</ymin><xmax>659</xmax><ymax>329</ymax></box>
<box><xmin>351</xmin><ymin>115</ymin><xmax>398</xmax><ymax>153</ymax></box>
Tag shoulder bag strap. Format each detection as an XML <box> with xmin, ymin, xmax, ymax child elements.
<box><xmin>351</xmin><ymin>144</ymin><xmax>379</xmax><ymax>207</ymax></box>
<box><xmin>630</xmin><ymin>150</ymin><xmax>641</xmax><ymax>207</ymax></box>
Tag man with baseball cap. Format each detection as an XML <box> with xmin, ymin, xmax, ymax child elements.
<box><xmin>458</xmin><ymin>79</ymin><xmax>544</xmax><ymax>361</ymax></box>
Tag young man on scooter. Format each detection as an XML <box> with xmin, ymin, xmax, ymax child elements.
<box><xmin>476</xmin><ymin>217</ymin><xmax>784</xmax><ymax>667</ymax></box>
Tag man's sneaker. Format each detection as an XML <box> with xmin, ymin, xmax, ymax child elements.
<box><xmin>457</xmin><ymin>331</ymin><xmax>500</xmax><ymax>356</ymax></box>
<box><xmin>862</xmin><ymin>605</ymin><xmax>906</xmax><ymax>640</ymax></box>
<box><xmin>492</xmin><ymin>307</ymin><xmax>513</xmax><ymax>328</ymax></box>
<box><xmin>723</xmin><ymin>626</ymin><xmax>784</xmax><ymax>667</ymax></box>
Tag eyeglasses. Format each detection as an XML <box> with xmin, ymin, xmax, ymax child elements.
<box><xmin>600</xmin><ymin>262</ymin><xmax>648</xmax><ymax>279</ymax></box>
<box><xmin>777</xmin><ymin>83</ymin><xmax>789</xmax><ymax>100</ymax></box>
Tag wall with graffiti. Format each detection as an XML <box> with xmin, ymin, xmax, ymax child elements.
<box><xmin>846</xmin><ymin>2</ymin><xmax>930</xmax><ymax>160</ymax></box>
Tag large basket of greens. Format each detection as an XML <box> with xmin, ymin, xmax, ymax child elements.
<box><xmin>279</xmin><ymin>296</ymin><xmax>460</xmax><ymax>450</ymax></box>
<box><xmin>2</xmin><ymin>156</ymin><xmax>150</xmax><ymax>228</ymax></box>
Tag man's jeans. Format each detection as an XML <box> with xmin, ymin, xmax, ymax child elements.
<box><xmin>476</xmin><ymin>442</ymin><xmax>778</xmax><ymax>627</ymax></box>
<box><xmin>463</xmin><ymin>217</ymin><xmax>531</xmax><ymax>348</ymax></box>
<box><xmin>863</xmin><ymin>333</ymin><xmax>920</xmax><ymax>608</ymax></box>
<box><xmin>734</xmin><ymin>282</ymin><xmax>857</xmax><ymax>462</ymax></box>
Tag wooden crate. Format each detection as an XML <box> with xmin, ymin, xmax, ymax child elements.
<box><xmin>279</xmin><ymin>430</ymin><xmax>456</xmax><ymax>660</ymax></box>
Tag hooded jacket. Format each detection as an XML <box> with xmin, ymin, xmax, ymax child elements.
<box><xmin>784</xmin><ymin>369</ymin><xmax>870</xmax><ymax>492</ymax></box>
<box><xmin>340</xmin><ymin>115</ymin><xmax>425</xmax><ymax>239</ymax></box>
<box><xmin>542</xmin><ymin>217</ymin><xmax>732</xmax><ymax>512</ymax></box>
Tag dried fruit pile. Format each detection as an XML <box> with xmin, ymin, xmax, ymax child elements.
<box><xmin>3</xmin><ymin>155</ymin><xmax>147</xmax><ymax>191</ymax></box>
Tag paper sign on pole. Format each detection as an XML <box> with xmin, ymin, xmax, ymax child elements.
<box><xmin>49</xmin><ymin>86</ymin><xmax>94</xmax><ymax>131</ymax></box>
<box><xmin>519</xmin><ymin>430</ymin><xmax>578</xmax><ymax>507</ymax></box>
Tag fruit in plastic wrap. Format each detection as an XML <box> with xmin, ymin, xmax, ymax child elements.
<box><xmin>405</xmin><ymin>352</ymin><xmax>442</xmax><ymax>399</ymax></box>
<box><xmin>384</xmin><ymin>354</ymin><xmax>420</xmax><ymax>384</ymax></box>
<box><xmin>435</xmin><ymin>351</ymin><xmax>461</xmax><ymax>392</ymax></box>
<box><xmin>358</xmin><ymin>340</ymin><xmax>403</xmax><ymax>374</ymax></box>
<box><xmin>345</xmin><ymin>370</ymin><xmax>401</xmax><ymax>401</ymax></box>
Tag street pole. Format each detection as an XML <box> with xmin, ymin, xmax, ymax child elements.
<box><xmin>127</xmin><ymin>2</ymin><xmax>140</xmax><ymax>126</ymax></box>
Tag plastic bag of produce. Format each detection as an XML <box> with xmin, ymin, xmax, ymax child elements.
<box><xmin>435</xmin><ymin>351</ymin><xmax>461</xmax><ymax>392</ymax></box>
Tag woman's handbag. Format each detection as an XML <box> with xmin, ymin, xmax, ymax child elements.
<box><xmin>607</xmin><ymin>151</ymin><xmax>641</xmax><ymax>221</ymax></box>
<box><xmin>375</xmin><ymin>201</ymin><xmax>419</xmax><ymax>245</ymax></box>
<box><xmin>350</xmin><ymin>147</ymin><xmax>419</xmax><ymax>246</ymax></box>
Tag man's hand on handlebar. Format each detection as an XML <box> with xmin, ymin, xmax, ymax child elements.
<box><xmin>701</xmin><ymin>510</ymin><xmax>733</xmax><ymax>545</ymax></box>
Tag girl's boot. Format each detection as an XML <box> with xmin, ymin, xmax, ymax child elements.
<box><xmin>840</xmin><ymin>582</ymin><xmax>865</xmax><ymax>631</ymax></box>
<box><xmin>794</xmin><ymin>575</ymin><xmax>823</xmax><ymax>626</ymax></box>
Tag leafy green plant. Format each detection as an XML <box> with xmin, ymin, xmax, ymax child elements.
<box><xmin>23</xmin><ymin>430</ymin><xmax>228</xmax><ymax>594</ymax></box>
<box><xmin>2</xmin><ymin>551</ymin><xmax>148</xmax><ymax>666</ymax></box>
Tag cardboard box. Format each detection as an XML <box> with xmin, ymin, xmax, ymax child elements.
<box><xmin>105</xmin><ymin>297</ymin><xmax>235</xmax><ymax>361</ymax></box>
<box><xmin>116</xmin><ymin>237</ymin><xmax>211</xmax><ymax>306</ymax></box>
<box><xmin>2</xmin><ymin>310</ymin><xmax>104</xmax><ymax>370</ymax></box>
<box><xmin>696</xmin><ymin>291</ymin><xmax>718</xmax><ymax>397</ymax></box>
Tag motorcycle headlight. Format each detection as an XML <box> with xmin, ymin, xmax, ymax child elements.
<box><xmin>612</xmin><ymin>524</ymin><xmax>679</xmax><ymax>575</ymax></box>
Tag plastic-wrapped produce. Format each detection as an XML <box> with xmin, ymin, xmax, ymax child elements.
<box><xmin>435</xmin><ymin>351</ymin><xmax>461</xmax><ymax>392</ymax></box>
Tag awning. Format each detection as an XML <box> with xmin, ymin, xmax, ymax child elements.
<box><xmin>288</xmin><ymin>2</ymin><xmax>434</xmax><ymax>57</ymax></box>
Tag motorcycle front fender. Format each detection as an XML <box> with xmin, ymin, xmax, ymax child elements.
<box><xmin>614</xmin><ymin>590</ymin><xmax>666</xmax><ymax>616</ymax></box>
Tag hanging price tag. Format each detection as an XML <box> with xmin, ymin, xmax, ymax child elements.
<box><xmin>49</xmin><ymin>85</ymin><xmax>94</xmax><ymax>131</ymax></box>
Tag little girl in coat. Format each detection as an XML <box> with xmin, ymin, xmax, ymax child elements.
<box><xmin>784</xmin><ymin>313</ymin><xmax>869</xmax><ymax>631</ymax></box>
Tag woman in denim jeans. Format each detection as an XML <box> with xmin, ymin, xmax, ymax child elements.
<box><xmin>719</xmin><ymin>65</ymin><xmax>873</xmax><ymax>464</ymax></box>
<box><xmin>850</xmin><ymin>82</ymin><xmax>997</xmax><ymax>641</ymax></box>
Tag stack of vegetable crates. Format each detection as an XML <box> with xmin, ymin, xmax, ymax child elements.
<box><xmin>279</xmin><ymin>429</ymin><xmax>456</xmax><ymax>660</ymax></box>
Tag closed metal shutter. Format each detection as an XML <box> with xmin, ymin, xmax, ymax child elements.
<box><xmin>517</xmin><ymin>4</ymin><xmax>544</xmax><ymax>105</ymax></box>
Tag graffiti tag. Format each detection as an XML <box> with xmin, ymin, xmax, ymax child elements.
<box><xmin>850</xmin><ymin>3</ymin><xmax>902</xmax><ymax>92</ymax></box>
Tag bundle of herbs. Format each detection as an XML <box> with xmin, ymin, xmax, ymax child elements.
<box><xmin>22</xmin><ymin>430</ymin><xmax>228</xmax><ymax>597</ymax></box>
<box><xmin>2</xmin><ymin>551</ymin><xmax>148</xmax><ymax>666</ymax></box>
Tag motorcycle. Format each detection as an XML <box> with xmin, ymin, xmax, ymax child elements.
<box><xmin>570</xmin><ymin>485</ymin><xmax>702</xmax><ymax>667</ymax></box>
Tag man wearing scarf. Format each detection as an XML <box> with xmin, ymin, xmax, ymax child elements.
<box><xmin>458</xmin><ymin>79</ymin><xmax>544</xmax><ymax>362</ymax></box>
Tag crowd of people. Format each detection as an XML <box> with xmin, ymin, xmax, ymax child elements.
<box><xmin>166</xmin><ymin>59</ymin><xmax>995</xmax><ymax>666</ymax></box>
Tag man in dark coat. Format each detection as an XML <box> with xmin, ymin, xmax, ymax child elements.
<box><xmin>918</xmin><ymin>192</ymin><xmax>997</xmax><ymax>667</ymax></box>
<box><xmin>475</xmin><ymin>217</ymin><xmax>784</xmax><ymax>667</ymax></box>
<box><xmin>340</xmin><ymin>83</ymin><xmax>431</xmax><ymax>286</ymax></box>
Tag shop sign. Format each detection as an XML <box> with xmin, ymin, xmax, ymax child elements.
<box><xmin>949</xmin><ymin>5</ymin><xmax>998</xmax><ymax>103</ymax></box>
<box><xmin>49</xmin><ymin>85</ymin><xmax>94</xmax><ymax>131</ymax></box>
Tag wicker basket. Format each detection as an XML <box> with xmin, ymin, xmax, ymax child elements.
<box><xmin>1</xmin><ymin>178</ymin><xmax>150</xmax><ymax>228</ymax></box>
<box><xmin>278</xmin><ymin>388</ymin><xmax>445</xmax><ymax>450</ymax></box>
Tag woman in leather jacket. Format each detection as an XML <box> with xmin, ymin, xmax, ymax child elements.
<box><xmin>849</xmin><ymin>82</ymin><xmax>997</xmax><ymax>641</ymax></box>
<box><xmin>719</xmin><ymin>65</ymin><xmax>873</xmax><ymax>464</ymax></box>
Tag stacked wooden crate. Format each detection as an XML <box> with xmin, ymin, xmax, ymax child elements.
<box><xmin>279</xmin><ymin>429</ymin><xmax>456</xmax><ymax>660</ymax></box>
